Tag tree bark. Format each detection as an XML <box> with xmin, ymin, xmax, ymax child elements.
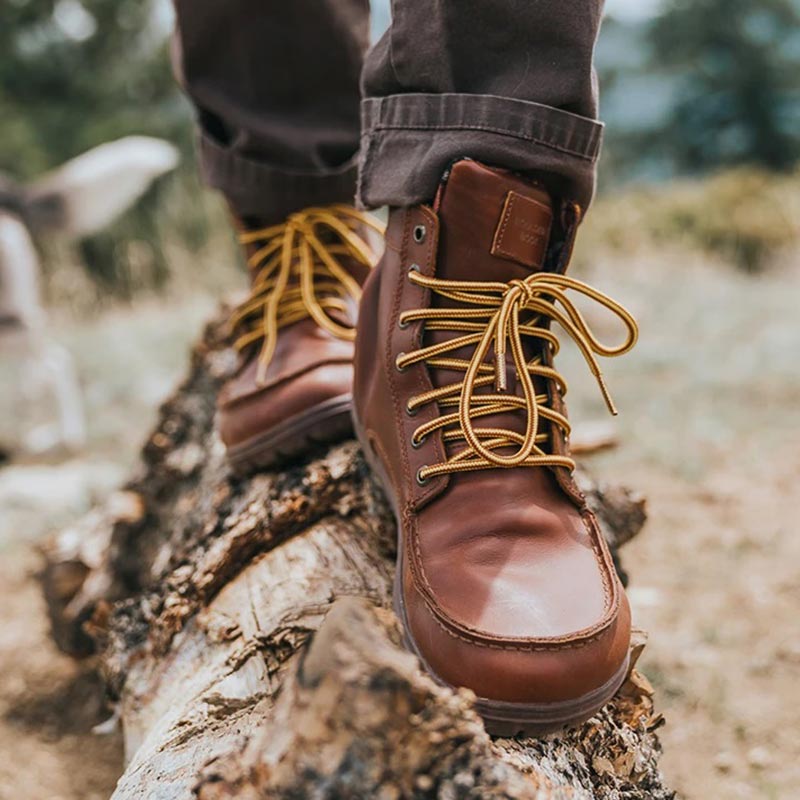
<box><xmin>41</xmin><ymin>313</ymin><xmax>672</xmax><ymax>800</ymax></box>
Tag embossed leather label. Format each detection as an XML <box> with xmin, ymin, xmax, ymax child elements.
<box><xmin>491</xmin><ymin>190</ymin><xmax>553</xmax><ymax>269</ymax></box>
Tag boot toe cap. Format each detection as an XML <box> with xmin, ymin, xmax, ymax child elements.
<box><xmin>401</xmin><ymin>546</ymin><xmax>631</xmax><ymax>707</ymax></box>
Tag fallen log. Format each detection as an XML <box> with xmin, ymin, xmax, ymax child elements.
<box><xmin>41</xmin><ymin>313</ymin><xmax>672</xmax><ymax>799</ymax></box>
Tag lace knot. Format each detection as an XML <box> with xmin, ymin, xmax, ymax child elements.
<box><xmin>403</xmin><ymin>271</ymin><xmax>639</xmax><ymax>483</ymax></box>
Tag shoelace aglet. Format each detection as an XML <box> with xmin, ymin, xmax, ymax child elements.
<box><xmin>255</xmin><ymin>340</ymin><xmax>276</xmax><ymax>385</ymax></box>
<box><xmin>495</xmin><ymin>359</ymin><xmax>507</xmax><ymax>392</ymax></box>
<box><xmin>494</xmin><ymin>335</ymin><xmax>508</xmax><ymax>391</ymax></box>
<box><xmin>597</xmin><ymin>373</ymin><xmax>618</xmax><ymax>416</ymax></box>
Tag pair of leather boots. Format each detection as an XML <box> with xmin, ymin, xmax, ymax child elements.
<box><xmin>219</xmin><ymin>160</ymin><xmax>638</xmax><ymax>735</ymax></box>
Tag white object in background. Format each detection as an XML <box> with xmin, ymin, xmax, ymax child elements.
<box><xmin>0</xmin><ymin>136</ymin><xmax>180</xmax><ymax>455</ymax></box>
<box><xmin>0</xmin><ymin>211</ymin><xmax>87</xmax><ymax>450</ymax></box>
<box><xmin>29</xmin><ymin>135</ymin><xmax>180</xmax><ymax>237</ymax></box>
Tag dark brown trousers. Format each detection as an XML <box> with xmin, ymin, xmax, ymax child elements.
<box><xmin>172</xmin><ymin>1</ymin><xmax>605</xmax><ymax>221</ymax></box>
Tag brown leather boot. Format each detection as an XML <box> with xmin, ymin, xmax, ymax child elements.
<box><xmin>219</xmin><ymin>204</ymin><xmax>383</xmax><ymax>473</ymax></box>
<box><xmin>353</xmin><ymin>160</ymin><xmax>639</xmax><ymax>735</ymax></box>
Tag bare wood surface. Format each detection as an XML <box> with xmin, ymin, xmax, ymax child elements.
<box><xmin>41</xmin><ymin>313</ymin><xmax>673</xmax><ymax>799</ymax></box>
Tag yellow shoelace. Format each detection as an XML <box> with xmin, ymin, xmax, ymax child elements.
<box><xmin>229</xmin><ymin>205</ymin><xmax>384</xmax><ymax>383</ymax></box>
<box><xmin>395</xmin><ymin>271</ymin><xmax>639</xmax><ymax>483</ymax></box>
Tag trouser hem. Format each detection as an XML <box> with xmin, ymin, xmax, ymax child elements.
<box><xmin>357</xmin><ymin>93</ymin><xmax>603</xmax><ymax>210</ymax></box>
<box><xmin>198</xmin><ymin>131</ymin><xmax>359</xmax><ymax>220</ymax></box>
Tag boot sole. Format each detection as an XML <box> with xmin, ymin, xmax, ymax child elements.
<box><xmin>227</xmin><ymin>394</ymin><xmax>354</xmax><ymax>475</ymax></box>
<box><xmin>354</xmin><ymin>408</ymin><xmax>630</xmax><ymax>737</ymax></box>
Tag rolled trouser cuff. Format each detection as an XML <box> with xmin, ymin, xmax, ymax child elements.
<box><xmin>198</xmin><ymin>131</ymin><xmax>359</xmax><ymax>221</ymax></box>
<box><xmin>357</xmin><ymin>93</ymin><xmax>603</xmax><ymax>212</ymax></box>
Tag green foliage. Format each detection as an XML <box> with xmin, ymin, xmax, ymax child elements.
<box><xmin>0</xmin><ymin>0</ymin><xmax>190</xmax><ymax>177</ymax></box>
<box><xmin>648</xmin><ymin>0</ymin><xmax>800</xmax><ymax>173</ymax></box>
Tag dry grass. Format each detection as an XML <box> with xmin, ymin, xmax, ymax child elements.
<box><xmin>579</xmin><ymin>168</ymin><xmax>800</xmax><ymax>273</ymax></box>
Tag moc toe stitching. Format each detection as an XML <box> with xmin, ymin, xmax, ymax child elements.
<box><xmin>404</xmin><ymin>512</ymin><xmax>622</xmax><ymax>650</ymax></box>
<box><xmin>411</xmin><ymin>584</ymin><xmax>622</xmax><ymax>652</ymax></box>
<box><xmin>219</xmin><ymin>355</ymin><xmax>353</xmax><ymax>410</ymax></box>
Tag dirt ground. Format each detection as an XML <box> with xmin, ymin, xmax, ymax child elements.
<box><xmin>0</xmin><ymin>250</ymin><xmax>797</xmax><ymax>798</ymax></box>
<box><xmin>0</xmin><ymin>545</ymin><xmax>123</xmax><ymax>800</ymax></box>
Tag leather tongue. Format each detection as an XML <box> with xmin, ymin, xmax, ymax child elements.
<box><xmin>427</xmin><ymin>160</ymin><xmax>557</xmax><ymax>457</ymax></box>
<box><xmin>434</xmin><ymin>160</ymin><xmax>554</xmax><ymax>283</ymax></box>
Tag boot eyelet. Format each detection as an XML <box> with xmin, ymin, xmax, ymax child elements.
<box><xmin>411</xmin><ymin>433</ymin><xmax>426</xmax><ymax>449</ymax></box>
<box><xmin>407</xmin><ymin>264</ymin><xmax>421</xmax><ymax>280</ymax></box>
<box><xmin>406</xmin><ymin>401</ymin><xmax>418</xmax><ymax>417</ymax></box>
<box><xmin>413</xmin><ymin>225</ymin><xmax>426</xmax><ymax>244</ymax></box>
<box><xmin>395</xmin><ymin>353</ymin><xmax>407</xmax><ymax>372</ymax></box>
<box><xmin>398</xmin><ymin>317</ymin><xmax>409</xmax><ymax>329</ymax></box>
<box><xmin>416</xmin><ymin>467</ymin><xmax>430</xmax><ymax>486</ymax></box>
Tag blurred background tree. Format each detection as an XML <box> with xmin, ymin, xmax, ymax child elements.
<box><xmin>0</xmin><ymin>0</ymin><xmax>186</xmax><ymax>178</ymax></box>
<box><xmin>647</xmin><ymin>0</ymin><xmax>800</xmax><ymax>173</ymax></box>
<box><xmin>598</xmin><ymin>0</ymin><xmax>800</xmax><ymax>183</ymax></box>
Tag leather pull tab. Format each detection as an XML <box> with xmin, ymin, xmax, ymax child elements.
<box><xmin>491</xmin><ymin>190</ymin><xmax>553</xmax><ymax>270</ymax></box>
